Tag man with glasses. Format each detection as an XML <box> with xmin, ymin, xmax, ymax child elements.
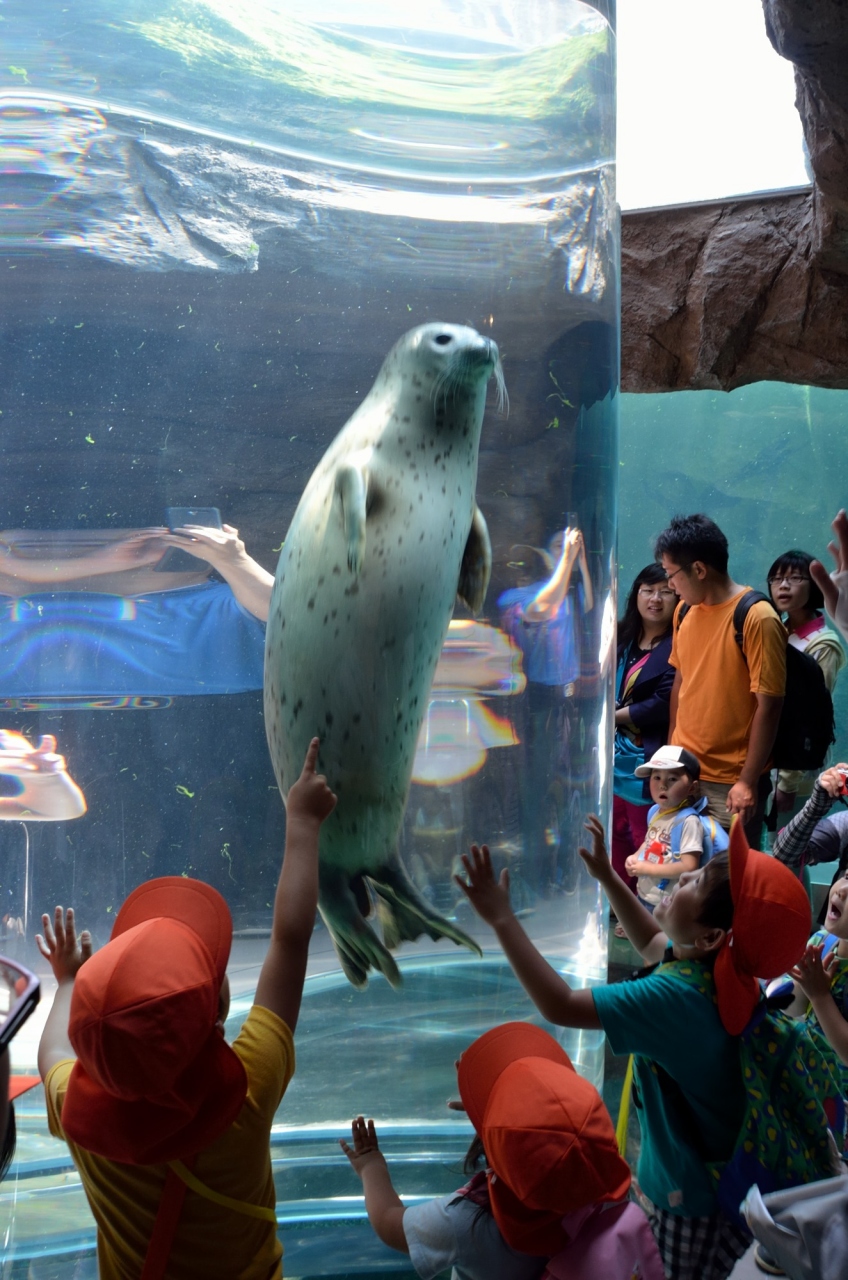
<box><xmin>654</xmin><ymin>514</ymin><xmax>786</xmax><ymax>846</ymax></box>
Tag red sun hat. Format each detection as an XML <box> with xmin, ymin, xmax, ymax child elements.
<box><xmin>714</xmin><ymin>818</ymin><xmax>811</xmax><ymax>1035</ymax></box>
<box><xmin>62</xmin><ymin>877</ymin><xmax>247</xmax><ymax>1165</ymax></box>
<box><xmin>458</xmin><ymin>1023</ymin><xmax>631</xmax><ymax>1256</ymax></box>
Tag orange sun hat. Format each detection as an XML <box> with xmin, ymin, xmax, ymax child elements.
<box><xmin>713</xmin><ymin>818</ymin><xmax>811</xmax><ymax>1035</ymax></box>
<box><xmin>62</xmin><ymin>877</ymin><xmax>247</xmax><ymax>1165</ymax></box>
<box><xmin>457</xmin><ymin>1022</ymin><xmax>631</xmax><ymax>1256</ymax></box>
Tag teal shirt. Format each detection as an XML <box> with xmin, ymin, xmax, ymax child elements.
<box><xmin>593</xmin><ymin>961</ymin><xmax>745</xmax><ymax>1217</ymax></box>
<box><xmin>803</xmin><ymin>929</ymin><xmax>848</xmax><ymax>1100</ymax></box>
<box><xmin>612</xmin><ymin>652</ymin><xmax>648</xmax><ymax>805</ymax></box>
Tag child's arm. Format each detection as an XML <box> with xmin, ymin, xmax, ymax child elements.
<box><xmin>36</xmin><ymin>906</ymin><xmax>93</xmax><ymax>1079</ymax></box>
<box><xmin>456</xmin><ymin>843</ymin><xmax>602</xmax><ymax>1028</ymax></box>
<box><xmin>340</xmin><ymin>1116</ymin><xmax>409</xmax><ymax>1253</ymax></box>
<box><xmin>790</xmin><ymin>945</ymin><xmax>848</xmax><ymax>1066</ymax></box>
<box><xmin>624</xmin><ymin>852</ymin><xmax>699</xmax><ymax>880</ymax></box>
<box><xmin>580</xmin><ymin>816</ymin><xmax>670</xmax><ymax>964</ymax></box>
<box><xmin>253</xmin><ymin>738</ymin><xmax>336</xmax><ymax>1032</ymax></box>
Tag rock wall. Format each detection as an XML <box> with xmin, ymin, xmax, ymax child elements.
<box><xmin>621</xmin><ymin>189</ymin><xmax>848</xmax><ymax>392</ymax></box>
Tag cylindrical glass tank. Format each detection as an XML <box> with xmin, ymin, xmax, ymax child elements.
<box><xmin>0</xmin><ymin>2</ymin><xmax>617</xmax><ymax>1272</ymax></box>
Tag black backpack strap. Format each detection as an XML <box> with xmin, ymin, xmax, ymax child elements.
<box><xmin>731</xmin><ymin>590</ymin><xmax>777</xmax><ymax>660</ymax></box>
<box><xmin>675</xmin><ymin>603</ymin><xmax>690</xmax><ymax>631</ymax></box>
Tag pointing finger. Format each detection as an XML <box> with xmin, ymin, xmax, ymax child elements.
<box><xmin>302</xmin><ymin>737</ymin><xmax>320</xmax><ymax>774</ymax></box>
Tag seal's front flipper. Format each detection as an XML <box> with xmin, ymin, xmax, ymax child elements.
<box><xmin>370</xmin><ymin>860</ymin><xmax>482</xmax><ymax>958</ymax></box>
<box><xmin>319</xmin><ymin>865</ymin><xmax>401</xmax><ymax>989</ymax></box>
<box><xmin>335</xmin><ymin>462</ymin><xmax>369</xmax><ymax>576</ymax></box>
<box><xmin>457</xmin><ymin>504</ymin><xmax>491</xmax><ymax>615</ymax></box>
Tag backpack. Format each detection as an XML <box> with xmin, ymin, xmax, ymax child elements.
<box><xmin>676</xmin><ymin>591</ymin><xmax>835</xmax><ymax>771</ymax></box>
<box><xmin>651</xmin><ymin>961</ymin><xmax>843</xmax><ymax>1228</ymax></box>
<box><xmin>646</xmin><ymin>795</ymin><xmax>729</xmax><ymax>869</ymax></box>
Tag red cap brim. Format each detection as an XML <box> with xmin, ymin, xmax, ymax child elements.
<box><xmin>8</xmin><ymin>1074</ymin><xmax>40</xmax><ymax>1101</ymax></box>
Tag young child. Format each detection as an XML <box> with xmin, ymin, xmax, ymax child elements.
<box><xmin>36</xmin><ymin>737</ymin><xmax>336</xmax><ymax>1280</ymax></box>
<box><xmin>456</xmin><ymin>816</ymin><xmax>811</xmax><ymax>1280</ymax></box>
<box><xmin>788</xmin><ymin>875</ymin><xmax>848</xmax><ymax>1128</ymax></box>
<box><xmin>340</xmin><ymin>1021</ymin><xmax>664</xmax><ymax>1280</ymax></box>
<box><xmin>623</xmin><ymin>746</ymin><xmax>705</xmax><ymax>912</ymax></box>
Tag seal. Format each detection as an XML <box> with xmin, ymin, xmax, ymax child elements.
<box><xmin>264</xmin><ymin>322</ymin><xmax>504</xmax><ymax>987</ymax></box>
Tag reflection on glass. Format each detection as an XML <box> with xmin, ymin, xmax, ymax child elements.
<box><xmin>411</xmin><ymin>620</ymin><xmax>525</xmax><ymax>786</ymax></box>
<box><xmin>0</xmin><ymin>527</ymin><xmax>269</xmax><ymax>699</ymax></box>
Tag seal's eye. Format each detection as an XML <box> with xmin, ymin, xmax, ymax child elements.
<box><xmin>434</xmin><ymin>334</ymin><xmax>453</xmax><ymax>346</ymax></box>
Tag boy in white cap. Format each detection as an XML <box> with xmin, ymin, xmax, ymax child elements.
<box><xmin>624</xmin><ymin>746</ymin><xmax>705</xmax><ymax>911</ymax></box>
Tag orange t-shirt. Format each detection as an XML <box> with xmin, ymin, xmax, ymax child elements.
<box><xmin>669</xmin><ymin>589</ymin><xmax>786</xmax><ymax>784</ymax></box>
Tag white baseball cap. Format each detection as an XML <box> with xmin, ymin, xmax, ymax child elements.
<box><xmin>634</xmin><ymin>745</ymin><xmax>701</xmax><ymax>779</ymax></box>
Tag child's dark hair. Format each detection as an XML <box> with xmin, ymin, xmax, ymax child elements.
<box><xmin>447</xmin><ymin>1133</ymin><xmax>491</xmax><ymax>1226</ymax></box>
<box><xmin>0</xmin><ymin>1104</ymin><xmax>16</xmax><ymax>1182</ymax></box>
<box><xmin>766</xmin><ymin>549</ymin><xmax>824</xmax><ymax>612</ymax></box>
<box><xmin>617</xmin><ymin>564</ymin><xmax>674</xmax><ymax>657</ymax></box>
<box><xmin>654</xmin><ymin>514</ymin><xmax>729</xmax><ymax>575</ymax></box>
<box><xmin>696</xmin><ymin>853</ymin><xmax>734</xmax><ymax>934</ymax></box>
<box><xmin>463</xmin><ymin>1132</ymin><xmax>486</xmax><ymax>1175</ymax></box>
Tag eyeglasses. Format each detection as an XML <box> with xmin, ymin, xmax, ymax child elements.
<box><xmin>767</xmin><ymin>574</ymin><xmax>810</xmax><ymax>586</ymax></box>
<box><xmin>664</xmin><ymin>566</ymin><xmax>689</xmax><ymax>584</ymax></box>
<box><xmin>638</xmin><ymin>586</ymin><xmax>677</xmax><ymax>600</ymax></box>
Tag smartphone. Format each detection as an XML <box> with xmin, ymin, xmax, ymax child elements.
<box><xmin>154</xmin><ymin>506</ymin><xmax>223</xmax><ymax>573</ymax></box>
<box><xmin>0</xmin><ymin>957</ymin><xmax>40</xmax><ymax>1050</ymax></box>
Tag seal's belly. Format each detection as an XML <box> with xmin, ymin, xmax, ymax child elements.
<box><xmin>265</xmin><ymin>474</ymin><xmax>473</xmax><ymax>816</ymax></box>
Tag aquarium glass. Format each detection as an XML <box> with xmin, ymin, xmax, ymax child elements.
<box><xmin>0</xmin><ymin>1</ymin><xmax>617</xmax><ymax>1273</ymax></box>
<box><xmin>619</xmin><ymin>382</ymin><xmax>848</xmax><ymax>758</ymax></box>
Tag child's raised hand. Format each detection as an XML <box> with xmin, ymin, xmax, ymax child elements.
<box><xmin>340</xmin><ymin>1116</ymin><xmax>386</xmax><ymax>1179</ymax></box>
<box><xmin>287</xmin><ymin>737</ymin><xmax>337</xmax><ymax>824</ymax></box>
<box><xmin>790</xmin><ymin>944</ymin><xmax>837</xmax><ymax>1001</ymax></box>
<box><xmin>578</xmin><ymin>815</ymin><xmax>613</xmax><ymax>883</ymax></box>
<box><xmin>817</xmin><ymin>764</ymin><xmax>848</xmax><ymax>798</ymax></box>
<box><xmin>35</xmin><ymin>906</ymin><xmax>92</xmax><ymax>983</ymax></box>
<box><xmin>455</xmin><ymin>844</ymin><xmax>512</xmax><ymax>926</ymax></box>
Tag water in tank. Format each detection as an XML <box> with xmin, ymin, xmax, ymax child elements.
<box><xmin>0</xmin><ymin>1</ymin><xmax>617</xmax><ymax>1272</ymax></box>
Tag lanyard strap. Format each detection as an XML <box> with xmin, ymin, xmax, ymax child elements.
<box><xmin>139</xmin><ymin>1156</ymin><xmax>277</xmax><ymax>1280</ymax></box>
<box><xmin>168</xmin><ymin>1160</ymin><xmax>278</xmax><ymax>1222</ymax></box>
<box><xmin>140</xmin><ymin>1164</ymin><xmax>190</xmax><ymax>1280</ymax></box>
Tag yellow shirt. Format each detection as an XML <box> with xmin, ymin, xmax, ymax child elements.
<box><xmin>669</xmin><ymin>589</ymin><xmax>786</xmax><ymax>784</ymax></box>
<box><xmin>46</xmin><ymin>1004</ymin><xmax>294</xmax><ymax>1280</ymax></box>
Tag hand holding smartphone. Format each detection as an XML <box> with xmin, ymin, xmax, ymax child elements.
<box><xmin>154</xmin><ymin>507</ymin><xmax>223</xmax><ymax>573</ymax></box>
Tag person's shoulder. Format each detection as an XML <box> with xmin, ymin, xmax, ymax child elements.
<box><xmin>233</xmin><ymin>1006</ymin><xmax>295</xmax><ymax>1085</ymax></box>
<box><xmin>596</xmin><ymin>960</ymin><xmax>715</xmax><ymax>1014</ymax></box>
<box><xmin>740</xmin><ymin>592</ymin><xmax>782</xmax><ymax>629</ymax></box>
<box><xmin>498</xmin><ymin>585</ymin><xmax>531</xmax><ymax>608</ymax></box>
<box><xmin>43</xmin><ymin>1058</ymin><xmax>75</xmax><ymax>1138</ymax></box>
<box><xmin>807</xmin><ymin>626</ymin><xmax>847</xmax><ymax>657</ymax></box>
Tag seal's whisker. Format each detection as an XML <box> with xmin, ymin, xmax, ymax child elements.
<box><xmin>493</xmin><ymin>357</ymin><xmax>509</xmax><ymax>417</ymax></box>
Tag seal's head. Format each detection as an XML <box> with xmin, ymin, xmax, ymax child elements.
<box><xmin>380</xmin><ymin>323</ymin><xmax>506</xmax><ymax>419</ymax></box>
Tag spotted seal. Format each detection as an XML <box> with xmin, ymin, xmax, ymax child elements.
<box><xmin>264</xmin><ymin>322</ymin><xmax>504</xmax><ymax>987</ymax></box>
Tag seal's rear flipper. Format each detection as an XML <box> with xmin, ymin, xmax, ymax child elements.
<box><xmin>370</xmin><ymin>862</ymin><xmax>482</xmax><ymax>958</ymax></box>
<box><xmin>319</xmin><ymin>870</ymin><xmax>401</xmax><ymax>989</ymax></box>
<box><xmin>457</xmin><ymin>504</ymin><xmax>491</xmax><ymax>615</ymax></box>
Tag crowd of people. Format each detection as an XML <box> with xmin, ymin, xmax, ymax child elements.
<box><xmin>4</xmin><ymin>508</ymin><xmax>848</xmax><ymax>1280</ymax></box>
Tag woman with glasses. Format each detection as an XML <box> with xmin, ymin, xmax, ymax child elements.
<box><xmin>611</xmin><ymin>566</ymin><xmax>678</xmax><ymax>913</ymax></box>
<box><xmin>767</xmin><ymin>549</ymin><xmax>846</xmax><ymax>822</ymax></box>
